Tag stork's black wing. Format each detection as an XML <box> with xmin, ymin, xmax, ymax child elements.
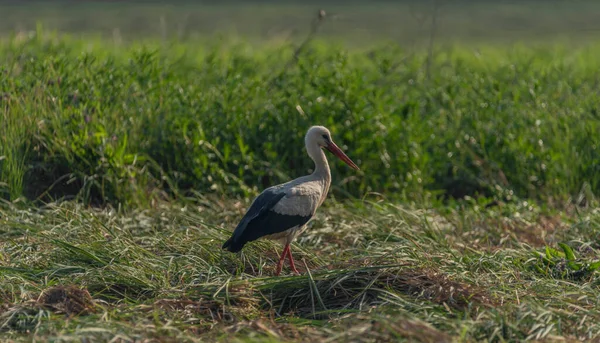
<box><xmin>222</xmin><ymin>189</ymin><xmax>312</xmax><ymax>252</ymax></box>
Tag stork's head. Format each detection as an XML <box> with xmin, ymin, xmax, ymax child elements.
<box><xmin>305</xmin><ymin>126</ymin><xmax>360</xmax><ymax>170</ymax></box>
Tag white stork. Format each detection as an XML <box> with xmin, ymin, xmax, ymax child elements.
<box><xmin>222</xmin><ymin>125</ymin><xmax>359</xmax><ymax>275</ymax></box>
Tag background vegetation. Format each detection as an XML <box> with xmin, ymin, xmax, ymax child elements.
<box><xmin>3</xmin><ymin>0</ymin><xmax>600</xmax><ymax>45</ymax></box>
<box><xmin>1</xmin><ymin>1</ymin><xmax>600</xmax><ymax>342</ymax></box>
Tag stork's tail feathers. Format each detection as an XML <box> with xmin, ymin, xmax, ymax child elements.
<box><xmin>222</xmin><ymin>237</ymin><xmax>244</xmax><ymax>253</ymax></box>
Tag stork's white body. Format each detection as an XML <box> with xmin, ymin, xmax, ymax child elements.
<box><xmin>260</xmin><ymin>174</ymin><xmax>331</xmax><ymax>244</ymax></box>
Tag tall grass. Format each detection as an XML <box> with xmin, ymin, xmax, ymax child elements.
<box><xmin>0</xmin><ymin>108</ymin><xmax>29</xmax><ymax>201</ymax></box>
<box><xmin>2</xmin><ymin>32</ymin><xmax>600</xmax><ymax>207</ymax></box>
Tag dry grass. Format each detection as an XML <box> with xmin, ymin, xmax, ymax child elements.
<box><xmin>386</xmin><ymin>268</ymin><xmax>497</xmax><ymax>310</ymax></box>
<box><xmin>334</xmin><ymin>314</ymin><xmax>453</xmax><ymax>343</ymax></box>
<box><xmin>37</xmin><ymin>286</ymin><xmax>96</xmax><ymax>316</ymax></box>
<box><xmin>1</xmin><ymin>199</ymin><xmax>599</xmax><ymax>342</ymax></box>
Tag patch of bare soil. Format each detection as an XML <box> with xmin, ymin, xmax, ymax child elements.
<box><xmin>37</xmin><ymin>285</ymin><xmax>95</xmax><ymax>315</ymax></box>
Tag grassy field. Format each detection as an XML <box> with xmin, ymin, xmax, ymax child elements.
<box><xmin>2</xmin><ymin>6</ymin><xmax>600</xmax><ymax>341</ymax></box>
<box><xmin>1</xmin><ymin>199</ymin><xmax>599</xmax><ymax>342</ymax></box>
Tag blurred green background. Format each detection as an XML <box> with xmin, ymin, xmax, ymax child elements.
<box><xmin>2</xmin><ymin>1</ymin><xmax>600</xmax><ymax>45</ymax></box>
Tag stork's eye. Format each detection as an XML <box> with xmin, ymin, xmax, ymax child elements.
<box><xmin>322</xmin><ymin>134</ymin><xmax>329</xmax><ymax>140</ymax></box>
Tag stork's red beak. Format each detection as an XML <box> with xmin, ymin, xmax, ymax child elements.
<box><xmin>326</xmin><ymin>141</ymin><xmax>360</xmax><ymax>170</ymax></box>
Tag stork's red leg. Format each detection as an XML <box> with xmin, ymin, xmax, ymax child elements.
<box><xmin>275</xmin><ymin>244</ymin><xmax>289</xmax><ymax>276</ymax></box>
<box><xmin>286</xmin><ymin>245</ymin><xmax>300</xmax><ymax>275</ymax></box>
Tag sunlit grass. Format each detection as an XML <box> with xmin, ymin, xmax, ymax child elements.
<box><xmin>1</xmin><ymin>199</ymin><xmax>599</xmax><ymax>341</ymax></box>
<box><xmin>2</xmin><ymin>30</ymin><xmax>600</xmax><ymax>342</ymax></box>
<box><xmin>2</xmin><ymin>33</ymin><xmax>600</xmax><ymax>207</ymax></box>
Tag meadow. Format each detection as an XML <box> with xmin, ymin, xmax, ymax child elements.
<box><xmin>2</xmin><ymin>1</ymin><xmax>600</xmax><ymax>342</ymax></box>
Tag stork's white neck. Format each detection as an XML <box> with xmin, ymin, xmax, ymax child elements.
<box><xmin>306</xmin><ymin>141</ymin><xmax>330</xmax><ymax>179</ymax></box>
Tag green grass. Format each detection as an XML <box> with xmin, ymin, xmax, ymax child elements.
<box><xmin>2</xmin><ymin>27</ymin><xmax>600</xmax><ymax>342</ymax></box>
<box><xmin>2</xmin><ymin>31</ymin><xmax>600</xmax><ymax>206</ymax></box>
<box><xmin>1</xmin><ymin>199</ymin><xmax>600</xmax><ymax>342</ymax></box>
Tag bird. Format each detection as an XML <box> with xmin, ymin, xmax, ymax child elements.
<box><xmin>222</xmin><ymin>125</ymin><xmax>360</xmax><ymax>276</ymax></box>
